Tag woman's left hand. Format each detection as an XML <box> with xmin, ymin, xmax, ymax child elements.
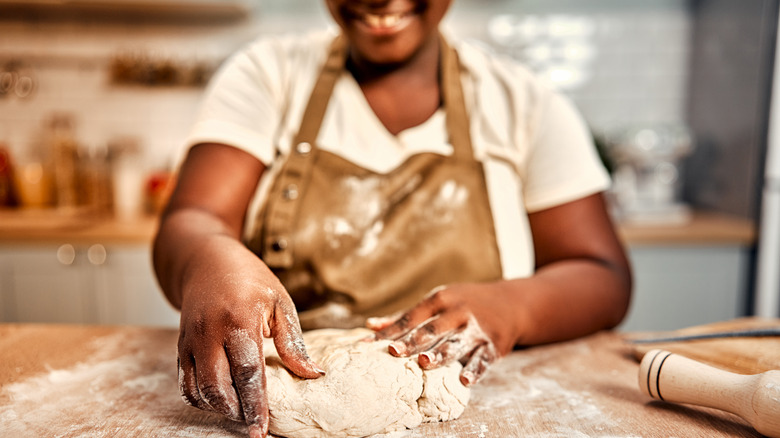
<box><xmin>367</xmin><ymin>283</ymin><xmax>520</xmax><ymax>386</ymax></box>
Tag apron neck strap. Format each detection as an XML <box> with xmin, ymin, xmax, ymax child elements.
<box><xmin>439</xmin><ymin>33</ymin><xmax>475</xmax><ymax>162</ymax></box>
<box><xmin>293</xmin><ymin>34</ymin><xmax>349</xmax><ymax>146</ymax></box>
<box><xmin>294</xmin><ymin>32</ymin><xmax>476</xmax><ymax>163</ymax></box>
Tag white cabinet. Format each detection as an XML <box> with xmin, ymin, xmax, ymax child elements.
<box><xmin>91</xmin><ymin>246</ymin><xmax>180</xmax><ymax>327</ymax></box>
<box><xmin>3</xmin><ymin>245</ymin><xmax>95</xmax><ymax>324</ymax></box>
<box><xmin>618</xmin><ymin>245</ymin><xmax>750</xmax><ymax>332</ymax></box>
<box><xmin>0</xmin><ymin>248</ymin><xmax>16</xmax><ymax>322</ymax></box>
<box><xmin>0</xmin><ymin>243</ymin><xmax>179</xmax><ymax>327</ymax></box>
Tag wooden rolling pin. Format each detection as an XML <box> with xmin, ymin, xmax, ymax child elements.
<box><xmin>638</xmin><ymin>349</ymin><xmax>780</xmax><ymax>438</ymax></box>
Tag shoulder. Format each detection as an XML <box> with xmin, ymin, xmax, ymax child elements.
<box><xmin>450</xmin><ymin>35</ymin><xmax>589</xmax><ymax>134</ymax></box>
<box><xmin>450</xmin><ymin>35</ymin><xmax>553</xmax><ymax>109</ymax></box>
<box><xmin>218</xmin><ymin>29</ymin><xmax>337</xmax><ymax>83</ymax></box>
<box><xmin>446</xmin><ymin>35</ymin><xmax>564</xmax><ymax>165</ymax></box>
<box><xmin>201</xmin><ymin>28</ymin><xmax>340</xmax><ymax>119</ymax></box>
<box><xmin>245</xmin><ymin>29</ymin><xmax>335</xmax><ymax>60</ymax></box>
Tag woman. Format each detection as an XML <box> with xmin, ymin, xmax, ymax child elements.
<box><xmin>153</xmin><ymin>1</ymin><xmax>632</xmax><ymax>437</ymax></box>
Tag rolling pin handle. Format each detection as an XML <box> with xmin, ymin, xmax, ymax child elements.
<box><xmin>638</xmin><ymin>349</ymin><xmax>780</xmax><ymax>438</ymax></box>
<box><xmin>638</xmin><ymin>349</ymin><xmax>672</xmax><ymax>401</ymax></box>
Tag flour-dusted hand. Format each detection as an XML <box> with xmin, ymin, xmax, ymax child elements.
<box><xmin>153</xmin><ymin>144</ymin><xmax>326</xmax><ymax>438</ymax></box>
<box><xmin>175</xmin><ymin>249</ymin><xmax>326</xmax><ymax>438</ymax></box>
<box><xmin>368</xmin><ymin>284</ymin><xmax>518</xmax><ymax>386</ymax></box>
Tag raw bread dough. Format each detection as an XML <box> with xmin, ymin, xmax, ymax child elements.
<box><xmin>263</xmin><ymin>328</ymin><xmax>470</xmax><ymax>438</ymax></box>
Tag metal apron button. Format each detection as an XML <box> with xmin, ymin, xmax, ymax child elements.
<box><xmin>282</xmin><ymin>184</ymin><xmax>299</xmax><ymax>200</ymax></box>
<box><xmin>296</xmin><ymin>142</ymin><xmax>312</xmax><ymax>155</ymax></box>
<box><xmin>271</xmin><ymin>238</ymin><xmax>288</xmax><ymax>252</ymax></box>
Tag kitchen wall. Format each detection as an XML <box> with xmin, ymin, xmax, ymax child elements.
<box><xmin>0</xmin><ymin>0</ymin><xmax>693</xmax><ymax>178</ymax></box>
<box><xmin>685</xmin><ymin>0</ymin><xmax>778</xmax><ymax>220</ymax></box>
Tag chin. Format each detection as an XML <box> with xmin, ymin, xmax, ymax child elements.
<box><xmin>328</xmin><ymin>0</ymin><xmax>446</xmax><ymax>65</ymax></box>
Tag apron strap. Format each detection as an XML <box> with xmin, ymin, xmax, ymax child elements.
<box><xmin>262</xmin><ymin>35</ymin><xmax>349</xmax><ymax>267</ymax></box>
<box><xmin>439</xmin><ymin>33</ymin><xmax>476</xmax><ymax>163</ymax></box>
<box><xmin>294</xmin><ymin>34</ymin><xmax>349</xmax><ymax>146</ymax></box>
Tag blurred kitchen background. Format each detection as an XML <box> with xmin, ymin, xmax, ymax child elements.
<box><xmin>0</xmin><ymin>0</ymin><xmax>778</xmax><ymax>331</ymax></box>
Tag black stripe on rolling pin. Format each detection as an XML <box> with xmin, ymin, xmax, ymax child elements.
<box><xmin>655</xmin><ymin>352</ymin><xmax>672</xmax><ymax>402</ymax></box>
<box><xmin>646</xmin><ymin>350</ymin><xmax>664</xmax><ymax>399</ymax></box>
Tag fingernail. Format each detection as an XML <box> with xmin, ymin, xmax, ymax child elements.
<box><xmin>366</xmin><ymin>317</ymin><xmax>382</xmax><ymax>328</ymax></box>
<box><xmin>460</xmin><ymin>371</ymin><xmax>475</xmax><ymax>386</ymax></box>
<box><xmin>312</xmin><ymin>363</ymin><xmax>326</xmax><ymax>375</ymax></box>
<box><xmin>419</xmin><ymin>351</ymin><xmax>435</xmax><ymax>368</ymax></box>
<box><xmin>388</xmin><ymin>342</ymin><xmax>405</xmax><ymax>356</ymax></box>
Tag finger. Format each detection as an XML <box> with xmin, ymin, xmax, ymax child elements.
<box><xmin>375</xmin><ymin>290</ymin><xmax>449</xmax><ymax>340</ymax></box>
<box><xmin>418</xmin><ymin>331</ymin><xmax>479</xmax><ymax>370</ymax></box>
<box><xmin>418</xmin><ymin>318</ymin><xmax>491</xmax><ymax>369</ymax></box>
<box><xmin>178</xmin><ymin>352</ymin><xmax>209</xmax><ymax>411</ymax></box>
<box><xmin>225</xmin><ymin>329</ymin><xmax>268</xmax><ymax>436</ymax></box>
<box><xmin>388</xmin><ymin>308</ymin><xmax>470</xmax><ymax>357</ymax></box>
<box><xmin>194</xmin><ymin>346</ymin><xmax>242</xmax><ymax>421</ymax></box>
<box><xmin>365</xmin><ymin>313</ymin><xmax>402</xmax><ymax>331</ymax></box>
<box><xmin>272</xmin><ymin>305</ymin><xmax>325</xmax><ymax>379</ymax></box>
<box><xmin>460</xmin><ymin>343</ymin><xmax>498</xmax><ymax>386</ymax></box>
<box><xmin>248</xmin><ymin>424</ymin><xmax>265</xmax><ymax>438</ymax></box>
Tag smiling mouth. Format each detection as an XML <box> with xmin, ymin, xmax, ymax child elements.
<box><xmin>361</xmin><ymin>11</ymin><xmax>411</xmax><ymax>29</ymax></box>
<box><xmin>342</xmin><ymin>2</ymin><xmax>424</xmax><ymax>33</ymax></box>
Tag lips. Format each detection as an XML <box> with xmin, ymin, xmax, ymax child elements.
<box><xmin>362</xmin><ymin>11</ymin><xmax>411</xmax><ymax>29</ymax></box>
<box><xmin>341</xmin><ymin>1</ymin><xmax>424</xmax><ymax>33</ymax></box>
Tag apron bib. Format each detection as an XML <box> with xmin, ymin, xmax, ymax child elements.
<box><xmin>247</xmin><ymin>35</ymin><xmax>502</xmax><ymax>329</ymax></box>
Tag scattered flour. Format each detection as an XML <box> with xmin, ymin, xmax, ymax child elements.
<box><xmin>0</xmin><ymin>331</ymin><xmax>245</xmax><ymax>438</ymax></box>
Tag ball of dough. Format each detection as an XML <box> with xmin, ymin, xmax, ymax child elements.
<box><xmin>263</xmin><ymin>328</ymin><xmax>470</xmax><ymax>438</ymax></box>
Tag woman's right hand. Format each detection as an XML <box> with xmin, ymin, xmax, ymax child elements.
<box><xmin>152</xmin><ymin>143</ymin><xmax>324</xmax><ymax>438</ymax></box>
<box><xmin>176</xmin><ymin>240</ymin><xmax>325</xmax><ymax>437</ymax></box>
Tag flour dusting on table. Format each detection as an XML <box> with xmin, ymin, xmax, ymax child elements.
<box><xmin>0</xmin><ymin>331</ymin><xmax>245</xmax><ymax>438</ymax></box>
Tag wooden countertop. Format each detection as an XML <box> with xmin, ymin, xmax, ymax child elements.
<box><xmin>617</xmin><ymin>210</ymin><xmax>756</xmax><ymax>246</ymax></box>
<box><xmin>0</xmin><ymin>323</ymin><xmax>767</xmax><ymax>437</ymax></box>
<box><xmin>0</xmin><ymin>208</ymin><xmax>159</xmax><ymax>245</ymax></box>
<box><xmin>0</xmin><ymin>208</ymin><xmax>755</xmax><ymax>246</ymax></box>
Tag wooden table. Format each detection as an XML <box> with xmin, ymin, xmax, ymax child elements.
<box><xmin>0</xmin><ymin>324</ymin><xmax>764</xmax><ymax>437</ymax></box>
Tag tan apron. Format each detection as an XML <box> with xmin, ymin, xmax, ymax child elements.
<box><xmin>247</xmin><ymin>35</ymin><xmax>503</xmax><ymax>329</ymax></box>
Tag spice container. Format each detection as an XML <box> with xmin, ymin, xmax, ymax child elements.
<box><xmin>109</xmin><ymin>137</ymin><xmax>144</xmax><ymax>221</ymax></box>
<box><xmin>0</xmin><ymin>144</ymin><xmax>18</xmax><ymax>207</ymax></box>
<box><xmin>78</xmin><ymin>144</ymin><xmax>112</xmax><ymax>215</ymax></box>
<box><xmin>145</xmin><ymin>169</ymin><xmax>175</xmax><ymax>215</ymax></box>
<box><xmin>48</xmin><ymin>113</ymin><xmax>80</xmax><ymax>210</ymax></box>
<box><xmin>13</xmin><ymin>133</ymin><xmax>54</xmax><ymax>208</ymax></box>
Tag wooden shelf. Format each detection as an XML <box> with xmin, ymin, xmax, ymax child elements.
<box><xmin>0</xmin><ymin>208</ymin><xmax>756</xmax><ymax>247</ymax></box>
<box><xmin>0</xmin><ymin>208</ymin><xmax>158</xmax><ymax>245</ymax></box>
<box><xmin>617</xmin><ymin>211</ymin><xmax>756</xmax><ymax>246</ymax></box>
<box><xmin>0</xmin><ymin>0</ymin><xmax>252</xmax><ymax>22</ymax></box>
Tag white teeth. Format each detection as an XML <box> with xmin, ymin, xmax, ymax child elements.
<box><xmin>363</xmin><ymin>12</ymin><xmax>403</xmax><ymax>29</ymax></box>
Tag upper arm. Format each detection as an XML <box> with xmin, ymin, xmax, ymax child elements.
<box><xmin>528</xmin><ymin>192</ymin><xmax>630</xmax><ymax>280</ymax></box>
<box><xmin>164</xmin><ymin>143</ymin><xmax>266</xmax><ymax>239</ymax></box>
<box><xmin>522</xmin><ymin>92</ymin><xmax>610</xmax><ymax>213</ymax></box>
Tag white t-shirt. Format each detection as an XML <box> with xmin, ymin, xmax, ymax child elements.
<box><xmin>185</xmin><ymin>29</ymin><xmax>610</xmax><ymax>280</ymax></box>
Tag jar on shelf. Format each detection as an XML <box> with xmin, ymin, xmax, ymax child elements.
<box><xmin>13</xmin><ymin>131</ymin><xmax>54</xmax><ymax>209</ymax></box>
<box><xmin>109</xmin><ymin>136</ymin><xmax>145</xmax><ymax>221</ymax></box>
<box><xmin>48</xmin><ymin>113</ymin><xmax>80</xmax><ymax>210</ymax></box>
<box><xmin>0</xmin><ymin>143</ymin><xmax>19</xmax><ymax>207</ymax></box>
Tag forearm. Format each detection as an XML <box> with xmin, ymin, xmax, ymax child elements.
<box><xmin>152</xmin><ymin>207</ymin><xmax>248</xmax><ymax>309</ymax></box>
<box><xmin>494</xmin><ymin>258</ymin><xmax>631</xmax><ymax>347</ymax></box>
